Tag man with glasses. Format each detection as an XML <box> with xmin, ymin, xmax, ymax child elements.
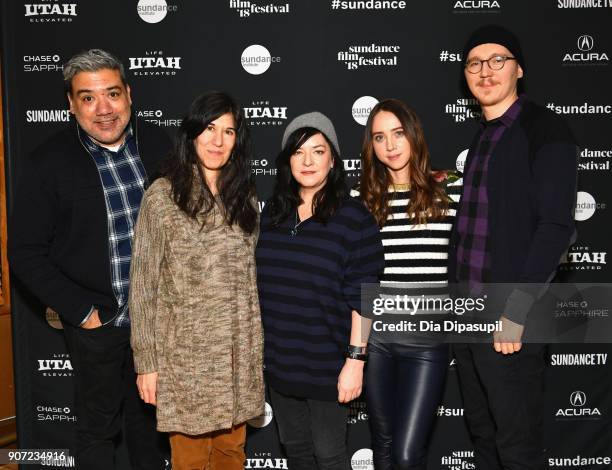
<box><xmin>449</xmin><ymin>25</ymin><xmax>577</xmax><ymax>470</ymax></box>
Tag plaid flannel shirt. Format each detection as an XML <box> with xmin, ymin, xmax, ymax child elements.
<box><xmin>455</xmin><ymin>95</ymin><xmax>525</xmax><ymax>295</ymax></box>
<box><xmin>81</xmin><ymin>124</ymin><xmax>147</xmax><ymax>327</ymax></box>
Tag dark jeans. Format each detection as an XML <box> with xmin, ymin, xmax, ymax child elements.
<box><xmin>452</xmin><ymin>343</ymin><xmax>546</xmax><ymax>470</ymax></box>
<box><xmin>63</xmin><ymin>322</ymin><xmax>167</xmax><ymax>470</ymax></box>
<box><xmin>366</xmin><ymin>341</ymin><xmax>448</xmax><ymax>470</ymax></box>
<box><xmin>268</xmin><ymin>387</ymin><xmax>349</xmax><ymax>470</ymax></box>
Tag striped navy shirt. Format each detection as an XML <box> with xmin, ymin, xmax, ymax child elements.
<box><xmin>256</xmin><ymin>197</ymin><xmax>384</xmax><ymax>401</ymax></box>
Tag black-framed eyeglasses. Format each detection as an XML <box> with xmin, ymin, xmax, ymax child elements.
<box><xmin>464</xmin><ymin>55</ymin><xmax>516</xmax><ymax>74</ymax></box>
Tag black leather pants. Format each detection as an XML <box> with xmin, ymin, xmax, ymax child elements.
<box><xmin>366</xmin><ymin>341</ymin><xmax>448</xmax><ymax>470</ymax></box>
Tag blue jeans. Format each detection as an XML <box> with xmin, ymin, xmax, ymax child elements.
<box><xmin>268</xmin><ymin>387</ymin><xmax>349</xmax><ymax>470</ymax></box>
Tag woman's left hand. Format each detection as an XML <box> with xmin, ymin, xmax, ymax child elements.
<box><xmin>337</xmin><ymin>359</ymin><xmax>365</xmax><ymax>403</ymax></box>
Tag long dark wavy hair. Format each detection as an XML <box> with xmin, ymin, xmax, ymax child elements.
<box><xmin>268</xmin><ymin>127</ymin><xmax>348</xmax><ymax>226</ymax></box>
<box><xmin>359</xmin><ymin>99</ymin><xmax>448</xmax><ymax>227</ymax></box>
<box><xmin>162</xmin><ymin>91</ymin><xmax>257</xmax><ymax>234</ymax></box>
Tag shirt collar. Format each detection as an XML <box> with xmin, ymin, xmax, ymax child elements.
<box><xmin>480</xmin><ymin>94</ymin><xmax>526</xmax><ymax>129</ymax></box>
<box><xmin>81</xmin><ymin>122</ymin><xmax>134</xmax><ymax>153</ymax></box>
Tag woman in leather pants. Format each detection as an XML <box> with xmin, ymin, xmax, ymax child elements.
<box><xmin>354</xmin><ymin>99</ymin><xmax>461</xmax><ymax>470</ymax></box>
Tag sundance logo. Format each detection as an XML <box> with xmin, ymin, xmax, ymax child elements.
<box><xmin>137</xmin><ymin>0</ymin><xmax>178</xmax><ymax>24</ymax></box>
<box><xmin>26</xmin><ymin>109</ymin><xmax>70</xmax><ymax>123</ymax></box>
<box><xmin>241</xmin><ymin>45</ymin><xmax>281</xmax><ymax>75</ymax></box>
<box><xmin>352</xmin><ymin>96</ymin><xmax>378</xmax><ymax>125</ymax></box>
<box><xmin>437</xmin><ymin>405</ymin><xmax>464</xmax><ymax>417</ymax></box>
<box><xmin>247</xmin><ymin>402</ymin><xmax>273</xmax><ymax>428</ymax></box>
<box><xmin>558</xmin><ymin>0</ymin><xmax>612</xmax><ymax>7</ymax></box>
<box><xmin>555</xmin><ymin>390</ymin><xmax>602</xmax><ymax>419</ymax></box>
<box><xmin>351</xmin><ymin>448</ymin><xmax>374</xmax><ymax>470</ymax></box>
<box><xmin>25</xmin><ymin>2</ymin><xmax>77</xmax><ymax>22</ymax></box>
<box><xmin>549</xmin><ymin>455</ymin><xmax>611</xmax><ymax>467</ymax></box>
<box><xmin>550</xmin><ymin>353</ymin><xmax>608</xmax><ymax>366</ymax></box>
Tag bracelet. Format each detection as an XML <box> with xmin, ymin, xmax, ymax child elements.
<box><xmin>347</xmin><ymin>344</ymin><xmax>367</xmax><ymax>354</ymax></box>
<box><xmin>344</xmin><ymin>351</ymin><xmax>368</xmax><ymax>362</ymax></box>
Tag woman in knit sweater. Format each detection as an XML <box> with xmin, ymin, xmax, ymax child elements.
<box><xmin>354</xmin><ymin>99</ymin><xmax>461</xmax><ymax>470</ymax></box>
<box><xmin>256</xmin><ymin>112</ymin><xmax>384</xmax><ymax>470</ymax></box>
<box><xmin>129</xmin><ymin>91</ymin><xmax>264</xmax><ymax>470</ymax></box>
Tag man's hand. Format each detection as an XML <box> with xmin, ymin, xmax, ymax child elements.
<box><xmin>337</xmin><ymin>358</ymin><xmax>364</xmax><ymax>403</ymax></box>
<box><xmin>137</xmin><ymin>372</ymin><xmax>158</xmax><ymax>406</ymax></box>
<box><xmin>81</xmin><ymin>309</ymin><xmax>102</xmax><ymax>329</ymax></box>
<box><xmin>493</xmin><ymin>315</ymin><xmax>524</xmax><ymax>355</ymax></box>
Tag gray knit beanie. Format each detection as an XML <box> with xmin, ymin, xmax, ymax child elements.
<box><xmin>281</xmin><ymin>111</ymin><xmax>340</xmax><ymax>155</ymax></box>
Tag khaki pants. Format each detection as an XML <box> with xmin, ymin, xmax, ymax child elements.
<box><xmin>169</xmin><ymin>423</ymin><xmax>246</xmax><ymax>470</ymax></box>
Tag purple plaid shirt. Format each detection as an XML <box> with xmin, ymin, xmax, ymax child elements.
<box><xmin>455</xmin><ymin>95</ymin><xmax>525</xmax><ymax>294</ymax></box>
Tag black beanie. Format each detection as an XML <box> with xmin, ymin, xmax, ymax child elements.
<box><xmin>462</xmin><ymin>25</ymin><xmax>525</xmax><ymax>70</ymax></box>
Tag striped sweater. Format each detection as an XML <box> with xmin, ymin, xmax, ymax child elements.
<box><xmin>256</xmin><ymin>197</ymin><xmax>385</xmax><ymax>401</ymax></box>
<box><xmin>352</xmin><ymin>175</ymin><xmax>462</xmax><ymax>342</ymax></box>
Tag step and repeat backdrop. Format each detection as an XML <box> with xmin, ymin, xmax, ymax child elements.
<box><xmin>2</xmin><ymin>1</ymin><xmax>612</xmax><ymax>469</ymax></box>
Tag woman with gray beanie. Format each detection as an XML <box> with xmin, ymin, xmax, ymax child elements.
<box><xmin>256</xmin><ymin>111</ymin><xmax>384</xmax><ymax>469</ymax></box>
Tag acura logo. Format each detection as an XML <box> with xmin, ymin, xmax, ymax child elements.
<box><xmin>577</xmin><ymin>35</ymin><xmax>594</xmax><ymax>52</ymax></box>
<box><xmin>570</xmin><ymin>391</ymin><xmax>586</xmax><ymax>407</ymax></box>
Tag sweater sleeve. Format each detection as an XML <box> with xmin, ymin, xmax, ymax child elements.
<box><xmin>342</xmin><ymin>204</ymin><xmax>385</xmax><ymax>313</ymax></box>
<box><xmin>129</xmin><ymin>186</ymin><xmax>166</xmax><ymax>374</ymax></box>
<box><xmin>504</xmin><ymin>138</ymin><xmax>578</xmax><ymax>325</ymax></box>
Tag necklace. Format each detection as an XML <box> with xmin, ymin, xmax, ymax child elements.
<box><xmin>290</xmin><ymin>210</ymin><xmax>304</xmax><ymax>236</ymax></box>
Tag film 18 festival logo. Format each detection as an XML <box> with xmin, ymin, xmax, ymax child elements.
<box><xmin>337</xmin><ymin>44</ymin><xmax>400</xmax><ymax>70</ymax></box>
<box><xmin>441</xmin><ymin>450</ymin><xmax>475</xmax><ymax>469</ymax></box>
<box><xmin>24</xmin><ymin>1</ymin><xmax>77</xmax><ymax>23</ymax></box>
<box><xmin>445</xmin><ymin>98</ymin><xmax>480</xmax><ymax>123</ymax></box>
<box><xmin>229</xmin><ymin>0</ymin><xmax>290</xmax><ymax>17</ymax></box>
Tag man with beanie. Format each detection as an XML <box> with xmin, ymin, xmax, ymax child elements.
<box><xmin>449</xmin><ymin>25</ymin><xmax>577</xmax><ymax>469</ymax></box>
